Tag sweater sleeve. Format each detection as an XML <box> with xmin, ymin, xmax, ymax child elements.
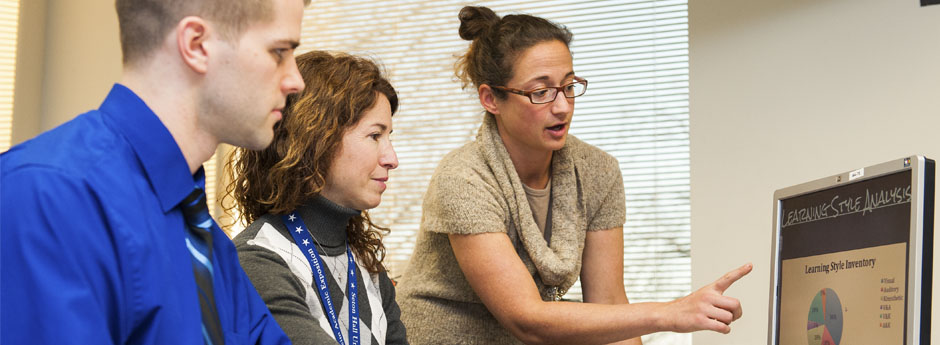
<box><xmin>586</xmin><ymin>151</ymin><xmax>627</xmax><ymax>232</ymax></box>
<box><xmin>379</xmin><ymin>271</ymin><xmax>409</xmax><ymax>345</ymax></box>
<box><xmin>421</xmin><ymin>152</ymin><xmax>508</xmax><ymax>236</ymax></box>
<box><xmin>236</xmin><ymin>242</ymin><xmax>337</xmax><ymax>345</ymax></box>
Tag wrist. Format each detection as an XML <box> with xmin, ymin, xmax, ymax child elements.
<box><xmin>651</xmin><ymin>301</ymin><xmax>676</xmax><ymax>332</ymax></box>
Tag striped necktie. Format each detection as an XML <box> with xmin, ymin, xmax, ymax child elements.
<box><xmin>180</xmin><ymin>183</ymin><xmax>226</xmax><ymax>345</ymax></box>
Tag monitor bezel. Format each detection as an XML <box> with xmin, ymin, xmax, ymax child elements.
<box><xmin>767</xmin><ymin>155</ymin><xmax>933</xmax><ymax>345</ymax></box>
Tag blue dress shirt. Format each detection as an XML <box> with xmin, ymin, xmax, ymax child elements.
<box><xmin>1</xmin><ymin>84</ymin><xmax>291</xmax><ymax>345</ymax></box>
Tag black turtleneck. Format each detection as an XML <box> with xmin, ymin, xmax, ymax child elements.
<box><xmin>293</xmin><ymin>195</ymin><xmax>360</xmax><ymax>256</ymax></box>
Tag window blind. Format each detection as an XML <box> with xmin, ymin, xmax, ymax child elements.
<box><xmin>0</xmin><ymin>0</ymin><xmax>18</xmax><ymax>153</ymax></box>
<box><xmin>298</xmin><ymin>2</ymin><xmax>690</xmax><ymax>342</ymax></box>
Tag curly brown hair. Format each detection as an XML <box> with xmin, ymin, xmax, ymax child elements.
<box><xmin>223</xmin><ymin>50</ymin><xmax>398</xmax><ymax>274</ymax></box>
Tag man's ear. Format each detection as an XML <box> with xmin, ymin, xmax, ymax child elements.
<box><xmin>176</xmin><ymin>16</ymin><xmax>210</xmax><ymax>74</ymax></box>
<box><xmin>478</xmin><ymin>84</ymin><xmax>501</xmax><ymax>115</ymax></box>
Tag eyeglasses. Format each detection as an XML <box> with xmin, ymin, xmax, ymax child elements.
<box><xmin>491</xmin><ymin>77</ymin><xmax>588</xmax><ymax>104</ymax></box>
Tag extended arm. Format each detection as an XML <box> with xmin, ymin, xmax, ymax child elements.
<box><xmin>449</xmin><ymin>231</ymin><xmax>752</xmax><ymax>344</ymax></box>
<box><xmin>580</xmin><ymin>226</ymin><xmax>642</xmax><ymax>345</ymax></box>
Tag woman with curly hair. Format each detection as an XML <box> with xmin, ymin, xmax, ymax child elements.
<box><xmin>225</xmin><ymin>50</ymin><xmax>407</xmax><ymax>345</ymax></box>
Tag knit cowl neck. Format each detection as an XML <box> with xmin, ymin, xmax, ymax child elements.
<box><xmin>477</xmin><ymin>114</ymin><xmax>585</xmax><ymax>298</ymax></box>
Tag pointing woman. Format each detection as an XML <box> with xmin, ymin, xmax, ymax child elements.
<box><xmin>397</xmin><ymin>6</ymin><xmax>750</xmax><ymax>344</ymax></box>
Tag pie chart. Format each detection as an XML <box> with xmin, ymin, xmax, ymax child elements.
<box><xmin>807</xmin><ymin>288</ymin><xmax>843</xmax><ymax>345</ymax></box>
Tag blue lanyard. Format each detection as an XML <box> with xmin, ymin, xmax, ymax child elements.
<box><xmin>282</xmin><ymin>212</ymin><xmax>359</xmax><ymax>345</ymax></box>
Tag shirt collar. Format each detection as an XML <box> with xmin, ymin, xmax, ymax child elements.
<box><xmin>99</xmin><ymin>84</ymin><xmax>195</xmax><ymax>212</ymax></box>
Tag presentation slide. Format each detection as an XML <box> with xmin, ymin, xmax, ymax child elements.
<box><xmin>778</xmin><ymin>242</ymin><xmax>906</xmax><ymax>345</ymax></box>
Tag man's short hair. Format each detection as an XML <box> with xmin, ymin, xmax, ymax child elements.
<box><xmin>115</xmin><ymin>0</ymin><xmax>307</xmax><ymax>65</ymax></box>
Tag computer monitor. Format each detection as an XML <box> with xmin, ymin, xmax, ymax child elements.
<box><xmin>768</xmin><ymin>155</ymin><xmax>934</xmax><ymax>345</ymax></box>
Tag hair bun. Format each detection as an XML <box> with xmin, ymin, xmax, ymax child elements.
<box><xmin>458</xmin><ymin>6</ymin><xmax>499</xmax><ymax>41</ymax></box>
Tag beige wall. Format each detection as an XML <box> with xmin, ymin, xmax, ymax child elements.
<box><xmin>12</xmin><ymin>0</ymin><xmax>121</xmax><ymax>144</ymax></box>
<box><xmin>690</xmin><ymin>0</ymin><xmax>940</xmax><ymax>344</ymax></box>
<box><xmin>41</xmin><ymin>0</ymin><xmax>122</xmax><ymax>130</ymax></box>
<box><xmin>11</xmin><ymin>0</ymin><xmax>45</xmax><ymax>145</ymax></box>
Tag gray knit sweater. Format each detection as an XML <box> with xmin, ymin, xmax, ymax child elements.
<box><xmin>234</xmin><ymin>196</ymin><xmax>408</xmax><ymax>345</ymax></box>
<box><xmin>397</xmin><ymin>115</ymin><xmax>626</xmax><ymax>344</ymax></box>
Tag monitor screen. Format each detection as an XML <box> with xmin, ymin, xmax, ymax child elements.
<box><xmin>769</xmin><ymin>156</ymin><xmax>933</xmax><ymax>345</ymax></box>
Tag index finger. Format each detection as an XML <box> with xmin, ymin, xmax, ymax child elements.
<box><xmin>713</xmin><ymin>263</ymin><xmax>753</xmax><ymax>293</ymax></box>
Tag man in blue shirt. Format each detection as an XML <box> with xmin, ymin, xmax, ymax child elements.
<box><xmin>1</xmin><ymin>0</ymin><xmax>308</xmax><ymax>343</ymax></box>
